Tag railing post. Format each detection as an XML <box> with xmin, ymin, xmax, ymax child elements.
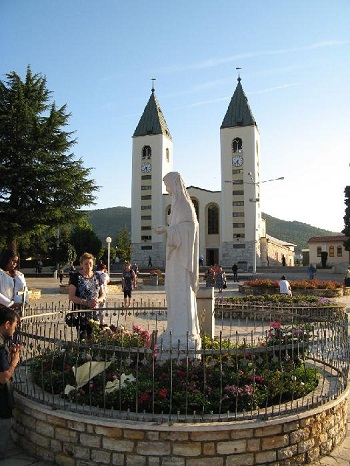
<box><xmin>196</xmin><ymin>287</ymin><xmax>215</xmax><ymax>338</ymax></box>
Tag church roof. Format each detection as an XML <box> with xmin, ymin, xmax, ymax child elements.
<box><xmin>133</xmin><ymin>89</ymin><xmax>172</xmax><ymax>140</ymax></box>
<box><xmin>267</xmin><ymin>234</ymin><xmax>296</xmax><ymax>247</ymax></box>
<box><xmin>221</xmin><ymin>77</ymin><xmax>257</xmax><ymax>129</ymax></box>
<box><xmin>308</xmin><ymin>235</ymin><xmax>346</xmax><ymax>243</ymax></box>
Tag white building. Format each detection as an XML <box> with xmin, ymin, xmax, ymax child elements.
<box><xmin>308</xmin><ymin>235</ymin><xmax>349</xmax><ymax>272</ymax></box>
<box><xmin>131</xmin><ymin>78</ymin><xmax>293</xmax><ymax>270</ymax></box>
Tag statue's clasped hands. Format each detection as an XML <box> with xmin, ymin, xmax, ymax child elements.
<box><xmin>154</xmin><ymin>226</ymin><xmax>167</xmax><ymax>234</ymax></box>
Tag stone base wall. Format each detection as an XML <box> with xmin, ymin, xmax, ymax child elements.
<box><xmin>12</xmin><ymin>388</ymin><xmax>349</xmax><ymax>466</ymax></box>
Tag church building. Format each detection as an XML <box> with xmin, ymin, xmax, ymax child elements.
<box><xmin>131</xmin><ymin>77</ymin><xmax>294</xmax><ymax>270</ymax></box>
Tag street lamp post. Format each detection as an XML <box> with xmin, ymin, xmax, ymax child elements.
<box><xmin>225</xmin><ymin>173</ymin><xmax>284</xmax><ymax>274</ymax></box>
<box><xmin>247</xmin><ymin>172</ymin><xmax>284</xmax><ymax>274</ymax></box>
<box><xmin>106</xmin><ymin>237</ymin><xmax>112</xmax><ymax>274</ymax></box>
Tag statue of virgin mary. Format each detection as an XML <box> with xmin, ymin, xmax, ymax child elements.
<box><xmin>154</xmin><ymin>172</ymin><xmax>201</xmax><ymax>351</ymax></box>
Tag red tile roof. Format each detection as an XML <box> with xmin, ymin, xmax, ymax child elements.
<box><xmin>308</xmin><ymin>236</ymin><xmax>348</xmax><ymax>243</ymax></box>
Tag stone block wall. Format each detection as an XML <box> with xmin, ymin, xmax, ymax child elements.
<box><xmin>12</xmin><ymin>388</ymin><xmax>349</xmax><ymax>466</ymax></box>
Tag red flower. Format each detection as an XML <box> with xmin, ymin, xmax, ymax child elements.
<box><xmin>158</xmin><ymin>388</ymin><xmax>168</xmax><ymax>399</ymax></box>
<box><xmin>139</xmin><ymin>392</ymin><xmax>150</xmax><ymax>403</ymax></box>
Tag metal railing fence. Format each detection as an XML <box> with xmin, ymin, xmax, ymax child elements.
<box><xmin>13</xmin><ymin>301</ymin><xmax>349</xmax><ymax>423</ymax></box>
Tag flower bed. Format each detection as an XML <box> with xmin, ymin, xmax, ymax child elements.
<box><xmin>215</xmin><ymin>293</ymin><xmax>345</xmax><ymax>320</ymax></box>
<box><xmin>239</xmin><ymin>279</ymin><xmax>344</xmax><ymax>297</ymax></box>
<box><xmin>29</xmin><ymin>321</ymin><xmax>319</xmax><ymax>416</ymax></box>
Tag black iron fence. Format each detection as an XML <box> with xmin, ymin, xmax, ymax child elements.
<box><xmin>13</xmin><ymin>301</ymin><xmax>349</xmax><ymax>423</ymax></box>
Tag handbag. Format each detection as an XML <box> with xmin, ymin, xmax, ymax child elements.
<box><xmin>223</xmin><ymin>283</ymin><xmax>227</xmax><ymax>289</ymax></box>
<box><xmin>65</xmin><ymin>312</ymin><xmax>79</xmax><ymax>327</ymax></box>
<box><xmin>0</xmin><ymin>382</ymin><xmax>15</xmax><ymax>418</ymax></box>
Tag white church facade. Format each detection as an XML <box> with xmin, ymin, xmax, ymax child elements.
<box><xmin>131</xmin><ymin>77</ymin><xmax>295</xmax><ymax>270</ymax></box>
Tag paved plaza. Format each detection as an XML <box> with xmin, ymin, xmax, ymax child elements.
<box><xmin>2</xmin><ymin>270</ymin><xmax>350</xmax><ymax>465</ymax></box>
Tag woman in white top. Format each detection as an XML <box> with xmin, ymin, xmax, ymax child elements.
<box><xmin>279</xmin><ymin>275</ymin><xmax>292</xmax><ymax>296</ymax></box>
<box><xmin>0</xmin><ymin>249</ymin><xmax>28</xmax><ymax>313</ymax></box>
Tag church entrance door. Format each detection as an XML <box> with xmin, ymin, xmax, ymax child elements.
<box><xmin>206</xmin><ymin>249</ymin><xmax>219</xmax><ymax>266</ymax></box>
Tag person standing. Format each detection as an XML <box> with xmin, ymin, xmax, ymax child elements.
<box><xmin>0</xmin><ymin>249</ymin><xmax>28</xmax><ymax>314</ymax></box>
<box><xmin>232</xmin><ymin>263</ymin><xmax>238</xmax><ymax>282</ymax></box>
<box><xmin>68</xmin><ymin>261</ymin><xmax>76</xmax><ymax>284</ymax></box>
<box><xmin>122</xmin><ymin>262</ymin><xmax>136</xmax><ymax>307</ymax></box>
<box><xmin>59</xmin><ymin>268</ymin><xmax>64</xmax><ymax>285</ymax></box>
<box><xmin>279</xmin><ymin>275</ymin><xmax>292</xmax><ymax>296</ymax></box>
<box><xmin>0</xmin><ymin>307</ymin><xmax>21</xmax><ymax>458</ymax></box>
<box><xmin>308</xmin><ymin>264</ymin><xmax>316</xmax><ymax>280</ymax></box>
<box><xmin>148</xmin><ymin>256</ymin><xmax>152</xmax><ymax>268</ymax></box>
<box><xmin>215</xmin><ymin>266</ymin><xmax>226</xmax><ymax>293</ymax></box>
<box><xmin>205</xmin><ymin>266</ymin><xmax>216</xmax><ymax>287</ymax></box>
<box><xmin>68</xmin><ymin>253</ymin><xmax>105</xmax><ymax>340</ymax></box>
<box><xmin>95</xmin><ymin>263</ymin><xmax>110</xmax><ymax>324</ymax></box>
<box><xmin>132</xmin><ymin>262</ymin><xmax>139</xmax><ymax>288</ymax></box>
<box><xmin>344</xmin><ymin>266</ymin><xmax>350</xmax><ymax>286</ymax></box>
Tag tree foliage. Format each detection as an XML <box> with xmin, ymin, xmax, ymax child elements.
<box><xmin>342</xmin><ymin>186</ymin><xmax>350</xmax><ymax>251</ymax></box>
<box><xmin>0</xmin><ymin>66</ymin><xmax>98</xmax><ymax>250</ymax></box>
<box><xmin>115</xmin><ymin>227</ymin><xmax>131</xmax><ymax>263</ymax></box>
<box><xmin>70</xmin><ymin>224</ymin><xmax>103</xmax><ymax>261</ymax></box>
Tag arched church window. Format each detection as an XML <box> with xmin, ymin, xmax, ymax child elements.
<box><xmin>208</xmin><ymin>204</ymin><xmax>219</xmax><ymax>235</ymax></box>
<box><xmin>142</xmin><ymin>146</ymin><xmax>152</xmax><ymax>160</ymax></box>
<box><xmin>232</xmin><ymin>138</ymin><xmax>243</xmax><ymax>153</ymax></box>
<box><xmin>166</xmin><ymin>148</ymin><xmax>170</xmax><ymax>162</ymax></box>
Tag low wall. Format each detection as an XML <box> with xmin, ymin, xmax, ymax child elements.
<box><xmin>12</xmin><ymin>387</ymin><xmax>349</xmax><ymax>466</ymax></box>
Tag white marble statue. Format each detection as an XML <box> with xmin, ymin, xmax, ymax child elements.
<box><xmin>154</xmin><ymin>172</ymin><xmax>201</xmax><ymax>351</ymax></box>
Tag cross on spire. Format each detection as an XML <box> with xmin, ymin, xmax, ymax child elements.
<box><xmin>151</xmin><ymin>78</ymin><xmax>156</xmax><ymax>93</ymax></box>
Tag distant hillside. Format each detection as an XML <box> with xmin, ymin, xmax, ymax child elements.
<box><xmin>86</xmin><ymin>207</ymin><xmax>131</xmax><ymax>241</ymax></box>
<box><xmin>86</xmin><ymin>207</ymin><xmax>340</xmax><ymax>254</ymax></box>
<box><xmin>262</xmin><ymin>213</ymin><xmax>340</xmax><ymax>254</ymax></box>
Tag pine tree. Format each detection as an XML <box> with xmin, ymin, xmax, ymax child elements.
<box><xmin>0</xmin><ymin>66</ymin><xmax>98</xmax><ymax>250</ymax></box>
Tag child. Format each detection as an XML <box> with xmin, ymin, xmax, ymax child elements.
<box><xmin>0</xmin><ymin>307</ymin><xmax>21</xmax><ymax>458</ymax></box>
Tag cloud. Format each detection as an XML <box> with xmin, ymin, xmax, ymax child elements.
<box><xmin>175</xmin><ymin>83</ymin><xmax>298</xmax><ymax>110</ymax></box>
<box><xmin>249</xmin><ymin>83</ymin><xmax>299</xmax><ymax>95</ymax></box>
<box><xmin>158</xmin><ymin>40</ymin><xmax>348</xmax><ymax>74</ymax></box>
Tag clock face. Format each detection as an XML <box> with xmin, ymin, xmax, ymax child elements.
<box><xmin>232</xmin><ymin>155</ymin><xmax>243</xmax><ymax>167</ymax></box>
<box><xmin>141</xmin><ymin>162</ymin><xmax>152</xmax><ymax>173</ymax></box>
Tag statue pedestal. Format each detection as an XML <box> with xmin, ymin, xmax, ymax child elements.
<box><xmin>157</xmin><ymin>287</ymin><xmax>214</xmax><ymax>358</ymax></box>
<box><xmin>197</xmin><ymin>287</ymin><xmax>215</xmax><ymax>339</ymax></box>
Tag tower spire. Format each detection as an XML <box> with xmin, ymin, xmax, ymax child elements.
<box><xmin>221</xmin><ymin>69</ymin><xmax>256</xmax><ymax>128</ymax></box>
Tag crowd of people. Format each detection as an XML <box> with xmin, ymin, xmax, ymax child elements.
<box><xmin>205</xmin><ymin>264</ymin><xmax>228</xmax><ymax>292</ymax></box>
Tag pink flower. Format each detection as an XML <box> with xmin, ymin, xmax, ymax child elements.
<box><xmin>270</xmin><ymin>321</ymin><xmax>281</xmax><ymax>329</ymax></box>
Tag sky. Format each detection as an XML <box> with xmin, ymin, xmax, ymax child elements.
<box><xmin>1</xmin><ymin>0</ymin><xmax>350</xmax><ymax>233</ymax></box>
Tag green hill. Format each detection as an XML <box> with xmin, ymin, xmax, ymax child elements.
<box><xmin>86</xmin><ymin>207</ymin><xmax>340</xmax><ymax>254</ymax></box>
<box><xmin>262</xmin><ymin>213</ymin><xmax>340</xmax><ymax>254</ymax></box>
<box><xmin>86</xmin><ymin>207</ymin><xmax>131</xmax><ymax>241</ymax></box>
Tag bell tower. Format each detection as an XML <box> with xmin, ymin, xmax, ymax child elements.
<box><xmin>131</xmin><ymin>83</ymin><xmax>173</xmax><ymax>267</ymax></box>
<box><xmin>220</xmin><ymin>76</ymin><xmax>261</xmax><ymax>270</ymax></box>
